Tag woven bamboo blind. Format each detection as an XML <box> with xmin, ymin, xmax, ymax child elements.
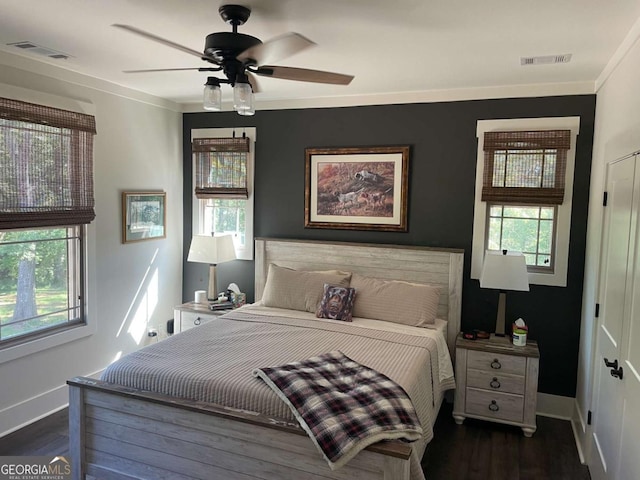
<box><xmin>482</xmin><ymin>130</ymin><xmax>571</xmax><ymax>205</ymax></box>
<box><xmin>0</xmin><ymin>97</ymin><xmax>96</xmax><ymax>229</ymax></box>
<box><xmin>193</xmin><ymin>137</ymin><xmax>249</xmax><ymax>199</ymax></box>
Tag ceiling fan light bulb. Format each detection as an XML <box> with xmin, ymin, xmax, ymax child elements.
<box><xmin>233</xmin><ymin>82</ymin><xmax>253</xmax><ymax>111</ymax></box>
<box><xmin>203</xmin><ymin>84</ymin><xmax>222</xmax><ymax>111</ymax></box>
<box><xmin>237</xmin><ymin>104</ymin><xmax>255</xmax><ymax>116</ymax></box>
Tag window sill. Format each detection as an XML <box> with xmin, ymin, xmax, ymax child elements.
<box><xmin>0</xmin><ymin>321</ymin><xmax>95</xmax><ymax>364</ymax></box>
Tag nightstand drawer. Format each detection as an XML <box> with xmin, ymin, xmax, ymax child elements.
<box><xmin>467</xmin><ymin>368</ymin><xmax>525</xmax><ymax>395</ymax></box>
<box><xmin>180</xmin><ymin>311</ymin><xmax>216</xmax><ymax>332</ymax></box>
<box><xmin>468</xmin><ymin>350</ymin><xmax>526</xmax><ymax>375</ymax></box>
<box><xmin>465</xmin><ymin>387</ymin><xmax>524</xmax><ymax>423</ymax></box>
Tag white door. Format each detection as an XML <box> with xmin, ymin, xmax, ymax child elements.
<box><xmin>617</xmin><ymin>154</ymin><xmax>640</xmax><ymax>479</ymax></box>
<box><xmin>590</xmin><ymin>154</ymin><xmax>640</xmax><ymax>480</ymax></box>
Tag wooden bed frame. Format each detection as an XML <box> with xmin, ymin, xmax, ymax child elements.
<box><xmin>68</xmin><ymin>238</ymin><xmax>464</xmax><ymax>480</ymax></box>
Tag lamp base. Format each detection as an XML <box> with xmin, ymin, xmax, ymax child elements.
<box><xmin>208</xmin><ymin>264</ymin><xmax>218</xmax><ymax>301</ymax></box>
<box><xmin>494</xmin><ymin>291</ymin><xmax>506</xmax><ymax>336</ymax></box>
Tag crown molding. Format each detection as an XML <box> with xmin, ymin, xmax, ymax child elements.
<box><xmin>180</xmin><ymin>81</ymin><xmax>595</xmax><ymax>113</ymax></box>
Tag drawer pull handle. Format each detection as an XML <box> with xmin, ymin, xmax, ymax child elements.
<box><xmin>490</xmin><ymin>359</ymin><xmax>502</xmax><ymax>369</ymax></box>
<box><xmin>194</xmin><ymin>317</ymin><xmax>201</xmax><ymax>325</ymax></box>
<box><xmin>488</xmin><ymin>400</ymin><xmax>499</xmax><ymax>412</ymax></box>
<box><xmin>490</xmin><ymin>378</ymin><xmax>501</xmax><ymax>389</ymax></box>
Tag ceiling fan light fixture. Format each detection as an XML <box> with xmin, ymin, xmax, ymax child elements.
<box><xmin>233</xmin><ymin>75</ymin><xmax>254</xmax><ymax>114</ymax></box>
<box><xmin>203</xmin><ymin>77</ymin><xmax>222</xmax><ymax>111</ymax></box>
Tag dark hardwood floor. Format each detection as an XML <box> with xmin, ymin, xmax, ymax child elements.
<box><xmin>422</xmin><ymin>402</ymin><xmax>591</xmax><ymax>480</ymax></box>
<box><xmin>1</xmin><ymin>403</ymin><xmax>590</xmax><ymax>479</ymax></box>
<box><xmin>0</xmin><ymin>408</ymin><xmax>69</xmax><ymax>457</ymax></box>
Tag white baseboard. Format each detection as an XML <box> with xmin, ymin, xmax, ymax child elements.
<box><xmin>570</xmin><ymin>399</ymin><xmax>589</xmax><ymax>465</ymax></box>
<box><xmin>0</xmin><ymin>383</ymin><xmax>68</xmax><ymax>438</ymax></box>
<box><xmin>536</xmin><ymin>392</ymin><xmax>575</xmax><ymax>419</ymax></box>
<box><xmin>0</xmin><ymin>368</ymin><xmax>104</xmax><ymax>438</ymax></box>
<box><xmin>571</xmin><ymin>417</ymin><xmax>587</xmax><ymax>464</ymax></box>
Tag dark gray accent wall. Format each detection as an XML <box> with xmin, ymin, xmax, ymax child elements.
<box><xmin>183</xmin><ymin>95</ymin><xmax>596</xmax><ymax>397</ymax></box>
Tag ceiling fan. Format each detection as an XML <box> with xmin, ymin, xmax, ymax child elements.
<box><xmin>113</xmin><ymin>4</ymin><xmax>354</xmax><ymax>114</ymax></box>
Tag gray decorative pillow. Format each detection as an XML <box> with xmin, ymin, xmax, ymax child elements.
<box><xmin>350</xmin><ymin>273</ymin><xmax>441</xmax><ymax>326</ymax></box>
<box><xmin>261</xmin><ymin>264</ymin><xmax>352</xmax><ymax>313</ymax></box>
<box><xmin>316</xmin><ymin>284</ymin><xmax>357</xmax><ymax>321</ymax></box>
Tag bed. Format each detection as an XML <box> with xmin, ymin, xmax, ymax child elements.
<box><xmin>68</xmin><ymin>238</ymin><xmax>464</xmax><ymax>480</ymax></box>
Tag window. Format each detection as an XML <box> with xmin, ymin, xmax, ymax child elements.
<box><xmin>0</xmin><ymin>97</ymin><xmax>95</xmax><ymax>349</ymax></box>
<box><xmin>191</xmin><ymin>128</ymin><xmax>255</xmax><ymax>260</ymax></box>
<box><xmin>471</xmin><ymin>117</ymin><xmax>580</xmax><ymax>287</ymax></box>
<box><xmin>202</xmin><ymin>199</ymin><xmax>247</xmax><ymax>246</ymax></box>
<box><xmin>0</xmin><ymin>227</ymin><xmax>83</xmax><ymax>343</ymax></box>
<box><xmin>487</xmin><ymin>205</ymin><xmax>556</xmax><ymax>272</ymax></box>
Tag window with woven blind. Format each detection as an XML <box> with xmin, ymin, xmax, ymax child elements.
<box><xmin>0</xmin><ymin>97</ymin><xmax>95</xmax><ymax>348</ymax></box>
<box><xmin>0</xmin><ymin>97</ymin><xmax>97</xmax><ymax>229</ymax></box>
<box><xmin>193</xmin><ymin>137</ymin><xmax>249</xmax><ymax>199</ymax></box>
<box><xmin>192</xmin><ymin>128</ymin><xmax>255</xmax><ymax>261</ymax></box>
<box><xmin>482</xmin><ymin>130</ymin><xmax>571</xmax><ymax>205</ymax></box>
<box><xmin>471</xmin><ymin>117</ymin><xmax>580</xmax><ymax>287</ymax></box>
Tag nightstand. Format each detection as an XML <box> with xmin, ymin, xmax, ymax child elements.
<box><xmin>452</xmin><ymin>333</ymin><xmax>540</xmax><ymax>437</ymax></box>
<box><xmin>173</xmin><ymin>301</ymin><xmax>232</xmax><ymax>333</ymax></box>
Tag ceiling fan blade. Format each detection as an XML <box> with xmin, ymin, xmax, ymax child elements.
<box><xmin>254</xmin><ymin>66</ymin><xmax>354</xmax><ymax>85</ymax></box>
<box><xmin>237</xmin><ymin>32</ymin><xmax>315</xmax><ymax>66</ymax></box>
<box><xmin>246</xmin><ymin>71</ymin><xmax>262</xmax><ymax>93</ymax></box>
<box><xmin>113</xmin><ymin>24</ymin><xmax>215</xmax><ymax>62</ymax></box>
<box><xmin>123</xmin><ymin>67</ymin><xmax>203</xmax><ymax>73</ymax></box>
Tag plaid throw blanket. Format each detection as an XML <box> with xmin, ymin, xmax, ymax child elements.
<box><xmin>253</xmin><ymin>350</ymin><xmax>423</xmax><ymax>470</ymax></box>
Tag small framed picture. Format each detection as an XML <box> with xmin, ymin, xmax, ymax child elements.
<box><xmin>122</xmin><ymin>191</ymin><xmax>166</xmax><ymax>243</ymax></box>
<box><xmin>304</xmin><ymin>146</ymin><xmax>410</xmax><ymax>231</ymax></box>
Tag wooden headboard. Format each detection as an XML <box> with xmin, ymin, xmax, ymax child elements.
<box><xmin>254</xmin><ymin>238</ymin><xmax>464</xmax><ymax>360</ymax></box>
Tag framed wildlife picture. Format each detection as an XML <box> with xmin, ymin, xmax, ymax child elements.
<box><xmin>122</xmin><ymin>191</ymin><xmax>166</xmax><ymax>243</ymax></box>
<box><xmin>304</xmin><ymin>146</ymin><xmax>410</xmax><ymax>231</ymax></box>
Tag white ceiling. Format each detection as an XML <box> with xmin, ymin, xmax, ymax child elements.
<box><xmin>2</xmin><ymin>0</ymin><xmax>640</xmax><ymax>108</ymax></box>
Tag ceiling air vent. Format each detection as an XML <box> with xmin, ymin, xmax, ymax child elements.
<box><xmin>6</xmin><ymin>41</ymin><xmax>72</xmax><ymax>60</ymax></box>
<box><xmin>520</xmin><ymin>54</ymin><xmax>572</xmax><ymax>66</ymax></box>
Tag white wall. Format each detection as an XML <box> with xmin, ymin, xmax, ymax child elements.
<box><xmin>0</xmin><ymin>52</ymin><xmax>183</xmax><ymax>436</ymax></box>
<box><xmin>574</xmin><ymin>22</ymin><xmax>640</xmax><ymax>461</ymax></box>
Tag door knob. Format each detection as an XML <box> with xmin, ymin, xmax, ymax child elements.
<box><xmin>610</xmin><ymin>365</ymin><xmax>624</xmax><ymax>380</ymax></box>
<box><xmin>604</xmin><ymin>358</ymin><xmax>618</xmax><ymax>369</ymax></box>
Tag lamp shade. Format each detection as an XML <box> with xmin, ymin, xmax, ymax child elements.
<box><xmin>480</xmin><ymin>250</ymin><xmax>529</xmax><ymax>291</ymax></box>
<box><xmin>187</xmin><ymin>234</ymin><xmax>236</xmax><ymax>265</ymax></box>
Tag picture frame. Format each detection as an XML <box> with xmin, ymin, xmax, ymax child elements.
<box><xmin>122</xmin><ymin>191</ymin><xmax>166</xmax><ymax>243</ymax></box>
<box><xmin>304</xmin><ymin>146</ymin><xmax>410</xmax><ymax>231</ymax></box>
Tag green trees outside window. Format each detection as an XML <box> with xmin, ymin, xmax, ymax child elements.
<box><xmin>0</xmin><ymin>227</ymin><xmax>81</xmax><ymax>341</ymax></box>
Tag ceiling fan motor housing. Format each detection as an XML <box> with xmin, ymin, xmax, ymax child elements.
<box><xmin>204</xmin><ymin>32</ymin><xmax>262</xmax><ymax>63</ymax></box>
<box><xmin>204</xmin><ymin>32</ymin><xmax>261</xmax><ymax>83</ymax></box>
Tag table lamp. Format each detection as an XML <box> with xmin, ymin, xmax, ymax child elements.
<box><xmin>187</xmin><ymin>234</ymin><xmax>236</xmax><ymax>300</ymax></box>
<box><xmin>480</xmin><ymin>250</ymin><xmax>529</xmax><ymax>336</ymax></box>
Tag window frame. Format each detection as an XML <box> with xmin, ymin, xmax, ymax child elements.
<box><xmin>471</xmin><ymin>117</ymin><xmax>580</xmax><ymax>287</ymax></box>
<box><xmin>191</xmin><ymin>127</ymin><xmax>255</xmax><ymax>260</ymax></box>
